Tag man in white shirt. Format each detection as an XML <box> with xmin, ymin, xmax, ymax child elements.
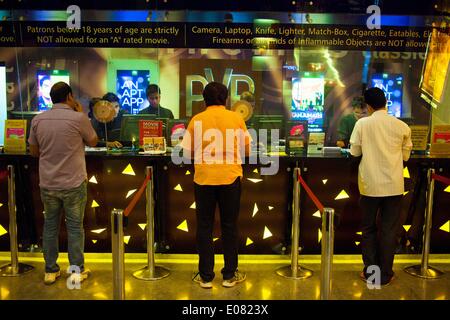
<box><xmin>350</xmin><ymin>87</ymin><xmax>413</xmax><ymax>286</ymax></box>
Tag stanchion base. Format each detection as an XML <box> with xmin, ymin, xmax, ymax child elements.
<box><xmin>275</xmin><ymin>265</ymin><xmax>313</xmax><ymax>279</ymax></box>
<box><xmin>132</xmin><ymin>265</ymin><xmax>170</xmax><ymax>281</ymax></box>
<box><xmin>0</xmin><ymin>263</ymin><xmax>34</xmax><ymax>277</ymax></box>
<box><xmin>404</xmin><ymin>265</ymin><xmax>444</xmax><ymax>279</ymax></box>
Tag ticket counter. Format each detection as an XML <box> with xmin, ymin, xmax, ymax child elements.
<box><xmin>0</xmin><ymin>152</ymin><xmax>448</xmax><ymax>255</ymax></box>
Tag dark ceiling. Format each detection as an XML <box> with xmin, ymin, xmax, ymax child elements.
<box><xmin>0</xmin><ymin>0</ymin><xmax>447</xmax><ymax>15</ymax></box>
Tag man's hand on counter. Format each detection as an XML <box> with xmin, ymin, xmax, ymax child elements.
<box><xmin>107</xmin><ymin>141</ymin><xmax>123</xmax><ymax>148</ymax></box>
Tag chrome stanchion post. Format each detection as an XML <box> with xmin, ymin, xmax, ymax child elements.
<box><xmin>404</xmin><ymin>168</ymin><xmax>444</xmax><ymax>279</ymax></box>
<box><xmin>0</xmin><ymin>165</ymin><xmax>34</xmax><ymax>276</ymax></box>
<box><xmin>133</xmin><ymin>166</ymin><xmax>170</xmax><ymax>280</ymax></box>
<box><xmin>111</xmin><ymin>209</ymin><xmax>125</xmax><ymax>300</ymax></box>
<box><xmin>276</xmin><ymin>167</ymin><xmax>313</xmax><ymax>279</ymax></box>
<box><xmin>320</xmin><ymin>208</ymin><xmax>335</xmax><ymax>300</ymax></box>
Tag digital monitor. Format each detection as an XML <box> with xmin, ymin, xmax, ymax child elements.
<box><xmin>291</xmin><ymin>72</ymin><xmax>325</xmax><ymax>132</ymax></box>
<box><xmin>370</xmin><ymin>73</ymin><xmax>403</xmax><ymax>117</ymax></box>
<box><xmin>116</xmin><ymin>70</ymin><xmax>150</xmax><ymax>115</ymax></box>
<box><xmin>119</xmin><ymin>114</ymin><xmax>157</xmax><ymax>142</ymax></box>
<box><xmin>420</xmin><ymin>22</ymin><xmax>450</xmax><ymax>105</ymax></box>
<box><xmin>0</xmin><ymin>63</ymin><xmax>7</xmax><ymax>145</ymax></box>
<box><xmin>37</xmin><ymin>70</ymin><xmax>70</xmax><ymax>111</ymax></box>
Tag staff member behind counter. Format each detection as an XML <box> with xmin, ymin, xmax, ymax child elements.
<box><xmin>90</xmin><ymin>92</ymin><xmax>127</xmax><ymax>148</ymax></box>
<box><xmin>336</xmin><ymin>96</ymin><xmax>367</xmax><ymax>148</ymax></box>
<box><xmin>139</xmin><ymin>84</ymin><xmax>174</xmax><ymax>119</ymax></box>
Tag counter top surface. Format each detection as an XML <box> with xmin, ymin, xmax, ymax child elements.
<box><xmin>1</xmin><ymin>150</ymin><xmax>450</xmax><ymax>161</ymax></box>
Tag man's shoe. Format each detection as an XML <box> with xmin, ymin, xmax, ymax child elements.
<box><xmin>359</xmin><ymin>271</ymin><xmax>367</xmax><ymax>282</ymax></box>
<box><xmin>192</xmin><ymin>272</ymin><xmax>213</xmax><ymax>289</ymax></box>
<box><xmin>222</xmin><ymin>271</ymin><xmax>246</xmax><ymax>288</ymax></box>
<box><xmin>44</xmin><ymin>270</ymin><xmax>61</xmax><ymax>285</ymax></box>
<box><xmin>380</xmin><ymin>274</ymin><xmax>396</xmax><ymax>287</ymax></box>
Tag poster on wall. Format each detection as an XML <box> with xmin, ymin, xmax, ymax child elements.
<box><xmin>37</xmin><ymin>70</ymin><xmax>70</xmax><ymax>111</ymax></box>
<box><xmin>116</xmin><ymin>70</ymin><xmax>150</xmax><ymax>114</ymax></box>
<box><xmin>291</xmin><ymin>72</ymin><xmax>325</xmax><ymax>132</ymax></box>
<box><xmin>107</xmin><ymin>59</ymin><xmax>159</xmax><ymax>114</ymax></box>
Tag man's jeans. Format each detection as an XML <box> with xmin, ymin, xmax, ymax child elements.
<box><xmin>40</xmin><ymin>181</ymin><xmax>87</xmax><ymax>273</ymax></box>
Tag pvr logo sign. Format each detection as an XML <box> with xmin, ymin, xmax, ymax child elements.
<box><xmin>186</xmin><ymin>68</ymin><xmax>255</xmax><ymax>116</ymax></box>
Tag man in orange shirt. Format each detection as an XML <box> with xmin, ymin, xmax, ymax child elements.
<box><xmin>180</xmin><ymin>82</ymin><xmax>251</xmax><ymax>289</ymax></box>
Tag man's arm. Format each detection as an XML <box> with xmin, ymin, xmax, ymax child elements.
<box><xmin>27</xmin><ymin>118</ymin><xmax>40</xmax><ymax>157</ymax></box>
<box><xmin>85</xmin><ymin>133</ymin><xmax>98</xmax><ymax>147</ymax></box>
<box><xmin>402</xmin><ymin>127</ymin><xmax>413</xmax><ymax>161</ymax></box>
<box><xmin>29</xmin><ymin>144</ymin><xmax>39</xmax><ymax>157</ymax></box>
<box><xmin>80</xmin><ymin>114</ymin><xmax>98</xmax><ymax>147</ymax></box>
<box><xmin>349</xmin><ymin>121</ymin><xmax>362</xmax><ymax>157</ymax></box>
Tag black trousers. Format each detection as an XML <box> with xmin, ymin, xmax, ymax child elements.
<box><xmin>194</xmin><ymin>177</ymin><xmax>241</xmax><ymax>282</ymax></box>
<box><xmin>360</xmin><ymin>195</ymin><xmax>402</xmax><ymax>282</ymax></box>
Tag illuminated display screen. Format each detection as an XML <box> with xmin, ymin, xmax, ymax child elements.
<box><xmin>0</xmin><ymin>63</ymin><xmax>7</xmax><ymax>145</ymax></box>
<box><xmin>370</xmin><ymin>73</ymin><xmax>403</xmax><ymax>117</ymax></box>
<box><xmin>420</xmin><ymin>23</ymin><xmax>450</xmax><ymax>104</ymax></box>
<box><xmin>116</xmin><ymin>70</ymin><xmax>150</xmax><ymax>114</ymax></box>
<box><xmin>37</xmin><ymin>70</ymin><xmax>70</xmax><ymax>111</ymax></box>
<box><xmin>291</xmin><ymin>72</ymin><xmax>324</xmax><ymax>132</ymax></box>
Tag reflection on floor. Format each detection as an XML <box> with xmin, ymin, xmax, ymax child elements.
<box><xmin>0</xmin><ymin>253</ymin><xmax>449</xmax><ymax>300</ymax></box>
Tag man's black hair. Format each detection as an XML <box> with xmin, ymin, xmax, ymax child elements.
<box><xmin>102</xmin><ymin>92</ymin><xmax>120</xmax><ymax>104</ymax></box>
<box><xmin>50</xmin><ymin>82</ymin><xmax>72</xmax><ymax>104</ymax></box>
<box><xmin>146</xmin><ymin>84</ymin><xmax>161</xmax><ymax>97</ymax></box>
<box><xmin>364</xmin><ymin>87</ymin><xmax>387</xmax><ymax>110</ymax></box>
<box><xmin>203</xmin><ymin>82</ymin><xmax>228</xmax><ymax>107</ymax></box>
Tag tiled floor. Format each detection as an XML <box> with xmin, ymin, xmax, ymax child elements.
<box><xmin>0</xmin><ymin>253</ymin><xmax>449</xmax><ymax>300</ymax></box>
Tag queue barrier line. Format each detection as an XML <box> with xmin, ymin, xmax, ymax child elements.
<box><xmin>431</xmin><ymin>173</ymin><xmax>450</xmax><ymax>186</ymax></box>
<box><xmin>0</xmin><ymin>170</ymin><xmax>8</xmax><ymax>182</ymax></box>
<box><xmin>295</xmin><ymin>171</ymin><xmax>334</xmax><ymax>299</ymax></box>
<box><xmin>124</xmin><ymin>175</ymin><xmax>151</xmax><ymax>217</ymax></box>
<box><xmin>297</xmin><ymin>171</ymin><xmax>325</xmax><ymax>213</ymax></box>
